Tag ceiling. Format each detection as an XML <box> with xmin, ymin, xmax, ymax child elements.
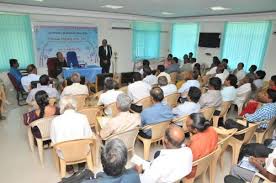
<box><xmin>0</xmin><ymin>0</ymin><xmax>276</xmax><ymax>18</ymax></box>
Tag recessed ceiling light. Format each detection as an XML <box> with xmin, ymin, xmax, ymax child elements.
<box><xmin>162</xmin><ymin>12</ymin><xmax>175</xmax><ymax>15</ymax></box>
<box><xmin>33</xmin><ymin>0</ymin><xmax>44</xmax><ymax>2</ymax></box>
<box><xmin>210</xmin><ymin>6</ymin><xmax>231</xmax><ymax>11</ymax></box>
<box><xmin>101</xmin><ymin>5</ymin><xmax>124</xmax><ymax>9</ymax></box>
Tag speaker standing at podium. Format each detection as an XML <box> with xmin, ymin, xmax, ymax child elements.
<box><xmin>99</xmin><ymin>39</ymin><xmax>112</xmax><ymax>73</ymax></box>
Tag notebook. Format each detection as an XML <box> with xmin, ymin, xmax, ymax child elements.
<box><xmin>238</xmin><ymin>157</ymin><xmax>258</xmax><ymax>172</ymax></box>
<box><xmin>131</xmin><ymin>154</ymin><xmax>151</xmax><ymax>170</ymax></box>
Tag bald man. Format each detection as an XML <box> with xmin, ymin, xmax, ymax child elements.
<box><xmin>137</xmin><ymin>125</ymin><xmax>193</xmax><ymax>183</ymax></box>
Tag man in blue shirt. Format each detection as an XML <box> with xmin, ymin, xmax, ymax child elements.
<box><xmin>9</xmin><ymin>59</ymin><xmax>22</xmax><ymax>86</ymax></box>
<box><xmin>140</xmin><ymin>87</ymin><xmax>175</xmax><ymax>138</ymax></box>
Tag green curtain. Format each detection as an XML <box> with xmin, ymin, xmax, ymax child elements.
<box><xmin>0</xmin><ymin>14</ymin><xmax>34</xmax><ymax>71</ymax></box>
<box><xmin>222</xmin><ymin>21</ymin><xmax>272</xmax><ymax>70</ymax></box>
<box><xmin>171</xmin><ymin>23</ymin><xmax>199</xmax><ymax>59</ymax></box>
<box><xmin>132</xmin><ymin>22</ymin><xmax>161</xmax><ymax>61</ymax></box>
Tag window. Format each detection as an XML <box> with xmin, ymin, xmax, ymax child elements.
<box><xmin>171</xmin><ymin>23</ymin><xmax>199</xmax><ymax>59</ymax></box>
<box><xmin>222</xmin><ymin>21</ymin><xmax>272</xmax><ymax>70</ymax></box>
<box><xmin>0</xmin><ymin>14</ymin><xmax>34</xmax><ymax>70</ymax></box>
<box><xmin>132</xmin><ymin>22</ymin><xmax>161</xmax><ymax>61</ymax></box>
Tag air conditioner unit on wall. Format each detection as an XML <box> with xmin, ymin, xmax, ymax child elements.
<box><xmin>111</xmin><ymin>22</ymin><xmax>132</xmax><ymax>30</ymax></box>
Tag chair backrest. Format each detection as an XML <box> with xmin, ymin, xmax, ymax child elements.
<box><xmin>219</xmin><ymin>101</ymin><xmax>232</xmax><ymax>117</ymax></box>
<box><xmin>200</xmin><ymin>107</ymin><xmax>215</xmax><ymax>121</ymax></box>
<box><xmin>105</xmin><ymin>102</ymin><xmax>119</xmax><ymax>117</ymax></box>
<box><xmin>164</xmin><ymin>93</ymin><xmax>180</xmax><ymax>108</ymax></box>
<box><xmin>264</xmin><ymin>118</ymin><xmax>276</xmax><ymax>140</ymax></box>
<box><xmin>64</xmin><ymin>95</ymin><xmax>88</xmax><ymax>111</ymax></box>
<box><xmin>79</xmin><ymin>106</ymin><xmax>103</xmax><ymax>127</ymax></box>
<box><xmin>172</xmin><ymin>115</ymin><xmax>189</xmax><ymax>132</ymax></box>
<box><xmin>105</xmin><ymin>128</ymin><xmax>139</xmax><ymax>151</ymax></box>
<box><xmin>143</xmin><ymin>121</ymin><xmax>171</xmax><ymax>141</ymax></box>
<box><xmin>170</xmin><ymin>72</ymin><xmax>177</xmax><ymax>84</ymax></box>
<box><xmin>118</xmin><ymin>86</ymin><xmax>128</xmax><ymax>94</ymax></box>
<box><xmin>29</xmin><ymin>116</ymin><xmax>57</xmax><ymax>140</ymax></box>
<box><xmin>54</xmin><ymin>139</ymin><xmax>94</xmax><ymax>162</ymax></box>
<box><xmin>46</xmin><ymin>57</ymin><xmax>58</xmax><ymax>78</ymax></box>
<box><xmin>236</xmin><ymin>123</ymin><xmax>258</xmax><ymax>144</ymax></box>
<box><xmin>217</xmin><ymin>128</ymin><xmax>238</xmax><ymax>152</ymax></box>
<box><xmin>66</xmin><ymin>51</ymin><xmax>79</xmax><ymax>67</ymax></box>
<box><xmin>251</xmin><ymin>172</ymin><xmax>272</xmax><ymax>183</ymax></box>
<box><xmin>96</xmin><ymin>73</ymin><xmax>114</xmax><ymax>92</ymax></box>
<box><xmin>135</xmin><ymin>96</ymin><xmax>153</xmax><ymax>109</ymax></box>
<box><xmin>7</xmin><ymin>73</ymin><xmax>21</xmax><ymax>92</ymax></box>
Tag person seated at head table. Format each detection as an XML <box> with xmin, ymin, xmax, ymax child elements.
<box><xmin>139</xmin><ymin>87</ymin><xmax>174</xmax><ymax>139</ymax></box>
<box><xmin>21</xmin><ymin>64</ymin><xmax>40</xmax><ymax>92</ymax></box>
<box><xmin>97</xmin><ymin>77</ymin><xmax>123</xmax><ymax>116</ymax></box>
<box><xmin>23</xmin><ymin>91</ymin><xmax>60</xmax><ymax>138</ymax></box>
<box><xmin>60</xmin><ymin>72</ymin><xmax>89</xmax><ymax>98</ymax></box>
<box><xmin>9</xmin><ymin>58</ymin><xmax>23</xmax><ymax>87</ymax></box>
<box><xmin>156</xmin><ymin>65</ymin><xmax>171</xmax><ymax>83</ymax></box>
<box><xmin>173</xmin><ymin>86</ymin><xmax>201</xmax><ymax>118</ymax></box>
<box><xmin>142</xmin><ymin>66</ymin><xmax>158</xmax><ymax>86</ymax></box>
<box><xmin>136</xmin><ymin>125</ymin><xmax>193</xmax><ymax>183</ymax></box>
<box><xmin>55</xmin><ymin>52</ymin><xmax>67</xmax><ymax>77</ymax></box>
<box><xmin>178</xmin><ymin>70</ymin><xmax>200</xmax><ymax>98</ymax></box>
<box><xmin>26</xmin><ymin>74</ymin><xmax>59</xmax><ymax>105</ymax></box>
<box><xmin>158</xmin><ymin>76</ymin><xmax>177</xmax><ymax>97</ymax></box>
<box><xmin>100</xmin><ymin>94</ymin><xmax>141</xmax><ymax>139</ymax></box>
<box><xmin>185</xmin><ymin>113</ymin><xmax>218</xmax><ymax>179</ymax></box>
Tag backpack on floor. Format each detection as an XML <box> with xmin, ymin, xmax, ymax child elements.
<box><xmin>58</xmin><ymin>169</ymin><xmax>94</xmax><ymax>183</ymax></box>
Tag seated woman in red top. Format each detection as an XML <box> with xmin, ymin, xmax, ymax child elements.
<box><xmin>185</xmin><ymin>113</ymin><xmax>218</xmax><ymax>178</ymax></box>
<box><xmin>23</xmin><ymin>90</ymin><xmax>60</xmax><ymax>138</ymax></box>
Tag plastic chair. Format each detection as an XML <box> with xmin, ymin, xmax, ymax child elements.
<box><xmin>104</xmin><ymin>128</ymin><xmax>139</xmax><ymax>157</ymax></box>
<box><xmin>137</xmin><ymin>121</ymin><xmax>171</xmax><ymax>160</ymax></box>
<box><xmin>212</xmin><ymin>101</ymin><xmax>232</xmax><ymax>127</ymax></box>
<box><xmin>66</xmin><ymin>51</ymin><xmax>79</xmax><ymax>67</ymax></box>
<box><xmin>104</xmin><ymin>102</ymin><xmax>119</xmax><ymax>117</ymax></box>
<box><xmin>183</xmin><ymin>148</ymin><xmax>220</xmax><ymax>183</ymax></box>
<box><xmin>7</xmin><ymin>73</ymin><xmax>27</xmax><ymax>106</ymax></box>
<box><xmin>254</xmin><ymin>118</ymin><xmax>276</xmax><ymax>143</ymax></box>
<box><xmin>233</xmin><ymin>90</ymin><xmax>251</xmax><ymax>115</ymax></box>
<box><xmin>164</xmin><ymin>93</ymin><xmax>180</xmax><ymax>108</ymax></box>
<box><xmin>251</xmin><ymin>172</ymin><xmax>273</xmax><ymax>183</ymax></box>
<box><xmin>63</xmin><ymin>94</ymin><xmax>88</xmax><ymax>111</ymax></box>
<box><xmin>170</xmin><ymin>72</ymin><xmax>177</xmax><ymax>84</ymax></box>
<box><xmin>78</xmin><ymin>106</ymin><xmax>103</xmax><ymax>128</ymax></box>
<box><xmin>118</xmin><ymin>86</ymin><xmax>128</xmax><ymax>93</ymax></box>
<box><xmin>134</xmin><ymin>96</ymin><xmax>153</xmax><ymax>110</ymax></box>
<box><xmin>28</xmin><ymin>116</ymin><xmax>57</xmax><ymax>165</ymax></box>
<box><xmin>200</xmin><ymin>107</ymin><xmax>216</xmax><ymax>121</ymax></box>
<box><xmin>52</xmin><ymin>139</ymin><xmax>95</xmax><ymax>178</ymax></box>
<box><xmin>228</xmin><ymin>123</ymin><xmax>258</xmax><ymax>165</ymax></box>
<box><xmin>172</xmin><ymin>115</ymin><xmax>189</xmax><ymax>132</ymax></box>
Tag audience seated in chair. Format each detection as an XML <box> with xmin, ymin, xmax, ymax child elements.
<box><xmin>83</xmin><ymin>139</ymin><xmax>141</xmax><ymax>183</ymax></box>
<box><xmin>100</xmin><ymin>94</ymin><xmax>141</xmax><ymax>139</ymax></box>
<box><xmin>178</xmin><ymin>70</ymin><xmax>200</xmax><ymax>98</ymax></box>
<box><xmin>156</xmin><ymin>65</ymin><xmax>171</xmax><ymax>83</ymax></box>
<box><xmin>185</xmin><ymin>113</ymin><xmax>218</xmax><ymax>179</ymax></box>
<box><xmin>9</xmin><ymin>58</ymin><xmax>23</xmax><ymax>87</ymax></box>
<box><xmin>254</xmin><ymin>70</ymin><xmax>266</xmax><ymax>89</ymax></box>
<box><xmin>135</xmin><ymin>125</ymin><xmax>193</xmax><ymax>183</ymax></box>
<box><xmin>248</xmin><ymin>64</ymin><xmax>258</xmax><ymax>74</ymax></box>
<box><xmin>97</xmin><ymin>77</ymin><xmax>123</xmax><ymax>116</ymax></box>
<box><xmin>163</xmin><ymin>53</ymin><xmax>173</xmax><ymax>69</ymax></box>
<box><xmin>26</xmin><ymin>75</ymin><xmax>59</xmax><ymax>105</ymax></box>
<box><xmin>173</xmin><ymin>86</ymin><xmax>201</xmax><ymax>118</ymax></box>
<box><xmin>128</xmin><ymin>72</ymin><xmax>151</xmax><ymax>103</ymax></box>
<box><xmin>24</xmin><ymin>91</ymin><xmax>60</xmax><ymax>138</ymax></box>
<box><xmin>233</xmin><ymin>62</ymin><xmax>246</xmax><ymax>82</ymax></box>
<box><xmin>21</xmin><ymin>64</ymin><xmax>40</xmax><ymax>92</ymax></box>
<box><xmin>206</xmin><ymin>56</ymin><xmax>221</xmax><ymax>75</ymax></box>
<box><xmin>221</xmin><ymin>74</ymin><xmax>238</xmax><ymax>102</ymax></box>
<box><xmin>158</xmin><ymin>76</ymin><xmax>177</xmax><ymax>97</ymax></box>
<box><xmin>165</xmin><ymin>57</ymin><xmax>180</xmax><ymax>74</ymax></box>
<box><xmin>139</xmin><ymin>87</ymin><xmax>174</xmax><ymax>139</ymax></box>
<box><xmin>142</xmin><ymin>66</ymin><xmax>158</xmax><ymax>86</ymax></box>
<box><xmin>215</xmin><ymin>63</ymin><xmax>229</xmax><ymax>83</ymax></box>
<box><xmin>180</xmin><ymin>54</ymin><xmax>193</xmax><ymax>72</ymax></box>
<box><xmin>61</xmin><ymin>72</ymin><xmax>89</xmax><ymax>98</ymax></box>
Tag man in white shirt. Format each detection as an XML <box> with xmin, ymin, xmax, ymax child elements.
<box><xmin>233</xmin><ymin>62</ymin><xmax>246</xmax><ymax>82</ymax></box>
<box><xmin>221</xmin><ymin>74</ymin><xmax>238</xmax><ymax>102</ymax></box>
<box><xmin>26</xmin><ymin>74</ymin><xmax>59</xmax><ymax>104</ymax></box>
<box><xmin>158</xmin><ymin>76</ymin><xmax>177</xmax><ymax>97</ymax></box>
<box><xmin>61</xmin><ymin>72</ymin><xmax>89</xmax><ymax>97</ymax></box>
<box><xmin>128</xmin><ymin>72</ymin><xmax>151</xmax><ymax>103</ymax></box>
<box><xmin>21</xmin><ymin>64</ymin><xmax>40</xmax><ymax>92</ymax></box>
<box><xmin>173</xmin><ymin>86</ymin><xmax>201</xmax><ymax>117</ymax></box>
<box><xmin>156</xmin><ymin>65</ymin><xmax>171</xmax><ymax>83</ymax></box>
<box><xmin>254</xmin><ymin>70</ymin><xmax>266</xmax><ymax>89</ymax></box>
<box><xmin>135</xmin><ymin>125</ymin><xmax>193</xmax><ymax>183</ymax></box>
<box><xmin>97</xmin><ymin>77</ymin><xmax>123</xmax><ymax>116</ymax></box>
<box><xmin>142</xmin><ymin>66</ymin><xmax>158</xmax><ymax>86</ymax></box>
<box><xmin>215</xmin><ymin>64</ymin><xmax>229</xmax><ymax>84</ymax></box>
<box><xmin>178</xmin><ymin>71</ymin><xmax>200</xmax><ymax>97</ymax></box>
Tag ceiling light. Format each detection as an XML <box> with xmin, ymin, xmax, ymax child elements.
<box><xmin>101</xmin><ymin>5</ymin><xmax>124</xmax><ymax>9</ymax></box>
<box><xmin>210</xmin><ymin>6</ymin><xmax>231</xmax><ymax>11</ymax></box>
<box><xmin>162</xmin><ymin>12</ymin><xmax>175</xmax><ymax>15</ymax></box>
<box><xmin>33</xmin><ymin>0</ymin><xmax>44</xmax><ymax>2</ymax></box>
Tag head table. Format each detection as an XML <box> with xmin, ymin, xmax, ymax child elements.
<box><xmin>63</xmin><ymin>65</ymin><xmax>102</xmax><ymax>83</ymax></box>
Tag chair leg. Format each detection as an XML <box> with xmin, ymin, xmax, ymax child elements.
<box><xmin>37</xmin><ymin>139</ymin><xmax>44</xmax><ymax>166</ymax></box>
<box><xmin>210</xmin><ymin>153</ymin><xmax>219</xmax><ymax>183</ymax></box>
<box><xmin>255</xmin><ymin>132</ymin><xmax>265</xmax><ymax>144</ymax></box>
<box><xmin>60</xmin><ymin>159</ymin><xmax>66</xmax><ymax>178</ymax></box>
<box><xmin>27</xmin><ymin>127</ymin><xmax>34</xmax><ymax>152</ymax></box>
<box><xmin>220</xmin><ymin>152</ymin><xmax>225</xmax><ymax>170</ymax></box>
<box><xmin>86</xmin><ymin>152</ymin><xmax>93</xmax><ymax>171</ymax></box>
<box><xmin>201</xmin><ymin>169</ymin><xmax>208</xmax><ymax>183</ymax></box>
<box><xmin>52</xmin><ymin>148</ymin><xmax>60</xmax><ymax>171</ymax></box>
<box><xmin>232</xmin><ymin>143</ymin><xmax>242</xmax><ymax>165</ymax></box>
<box><xmin>143</xmin><ymin>140</ymin><xmax>152</xmax><ymax>161</ymax></box>
<box><xmin>212</xmin><ymin>116</ymin><xmax>219</xmax><ymax>128</ymax></box>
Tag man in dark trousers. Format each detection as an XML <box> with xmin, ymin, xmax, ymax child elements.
<box><xmin>98</xmin><ymin>39</ymin><xmax>112</xmax><ymax>73</ymax></box>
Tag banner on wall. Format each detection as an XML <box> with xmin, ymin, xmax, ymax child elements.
<box><xmin>34</xmin><ymin>26</ymin><xmax>98</xmax><ymax>67</ymax></box>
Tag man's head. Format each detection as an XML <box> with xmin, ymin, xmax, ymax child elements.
<box><xmin>191</xmin><ymin>58</ymin><xmax>196</xmax><ymax>63</ymax></box>
<box><xmin>142</xmin><ymin>59</ymin><xmax>150</xmax><ymax>67</ymax></box>
<box><xmin>222</xmin><ymin>58</ymin><xmax>228</xmax><ymax>68</ymax></box>
<box><xmin>59</xmin><ymin>97</ymin><xmax>77</xmax><ymax>113</ymax></box>
<box><xmin>224</xmin><ymin>74</ymin><xmax>238</xmax><ymax>87</ymax></box>
<box><xmin>167</xmin><ymin>54</ymin><xmax>173</xmax><ymax>60</ymax></box>
<box><xmin>158</xmin><ymin>76</ymin><xmax>168</xmax><ymax>87</ymax></box>
<box><xmin>249</xmin><ymin>65</ymin><xmax>257</xmax><ymax>73</ymax></box>
<box><xmin>265</xmin><ymin>89</ymin><xmax>276</xmax><ymax>103</ymax></box>
<box><xmin>143</xmin><ymin>66</ymin><xmax>152</xmax><ymax>77</ymax></box>
<box><xmin>26</xmin><ymin>64</ymin><xmax>37</xmax><ymax>74</ymax></box>
<box><xmin>163</xmin><ymin>125</ymin><xmax>185</xmax><ymax>149</ymax></box>
<box><xmin>269</xmin><ymin>75</ymin><xmax>276</xmax><ymax>88</ymax></box>
<box><xmin>102</xmin><ymin>39</ymin><xmax>107</xmax><ymax>46</ymax></box>
<box><xmin>192</xmin><ymin>70</ymin><xmax>199</xmax><ymax>80</ymax></box>
<box><xmin>39</xmin><ymin>74</ymin><xmax>50</xmax><ymax>86</ymax></box>
<box><xmin>208</xmin><ymin>77</ymin><xmax>222</xmax><ymax>90</ymax></box>
<box><xmin>133</xmin><ymin>72</ymin><xmax>142</xmax><ymax>82</ymax></box>
<box><xmin>213</xmin><ymin>56</ymin><xmax>220</xmax><ymax>66</ymax></box>
<box><xmin>189</xmin><ymin>52</ymin><xmax>193</xmax><ymax>59</ymax></box>
<box><xmin>183</xmin><ymin>54</ymin><xmax>189</xmax><ymax>63</ymax></box>
<box><xmin>216</xmin><ymin>64</ymin><xmax>225</xmax><ymax>74</ymax></box>
<box><xmin>188</xmin><ymin>87</ymin><xmax>201</xmax><ymax>103</ymax></box>
<box><xmin>255</xmin><ymin>70</ymin><xmax>266</xmax><ymax>80</ymax></box>
<box><xmin>104</xmin><ymin>77</ymin><xmax>114</xmax><ymax>90</ymax></box>
<box><xmin>71</xmin><ymin>72</ymin><xmax>81</xmax><ymax>83</ymax></box>
<box><xmin>243</xmin><ymin>73</ymin><xmax>255</xmax><ymax>84</ymax></box>
<box><xmin>101</xmin><ymin>139</ymin><xmax>128</xmax><ymax>177</ymax></box>
<box><xmin>56</xmin><ymin>52</ymin><xmax>64</xmax><ymax>61</ymax></box>
<box><xmin>157</xmin><ymin>65</ymin><xmax>165</xmax><ymax>73</ymax></box>
<box><xmin>9</xmin><ymin>59</ymin><xmax>19</xmax><ymax>68</ymax></box>
<box><xmin>237</xmin><ymin>62</ymin><xmax>244</xmax><ymax>70</ymax></box>
<box><xmin>116</xmin><ymin>94</ymin><xmax>131</xmax><ymax>112</ymax></box>
<box><xmin>150</xmin><ymin>87</ymin><xmax>164</xmax><ymax>103</ymax></box>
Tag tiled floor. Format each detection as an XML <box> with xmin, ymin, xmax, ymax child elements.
<box><xmin>0</xmin><ymin>90</ymin><xmax>233</xmax><ymax>183</ymax></box>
